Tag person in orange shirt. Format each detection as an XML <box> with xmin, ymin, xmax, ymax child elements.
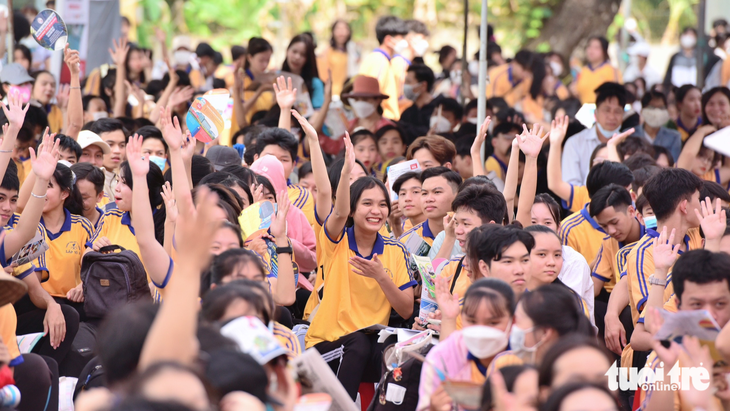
<box><xmin>358</xmin><ymin>16</ymin><xmax>408</xmax><ymax>121</ymax></box>
<box><xmin>574</xmin><ymin>36</ymin><xmax>622</xmax><ymax>104</ymax></box>
<box><xmin>392</xmin><ymin>19</ymin><xmax>430</xmax><ymax>113</ymax></box>
<box><xmin>318</xmin><ymin>20</ymin><xmax>357</xmax><ymax>97</ymax></box>
<box><xmin>485</xmin><ymin>50</ymin><xmax>546</xmax><ymax>122</ymax></box>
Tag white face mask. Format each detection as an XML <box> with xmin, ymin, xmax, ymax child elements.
<box><xmin>173</xmin><ymin>50</ymin><xmax>192</xmax><ymax>66</ymax></box>
<box><xmin>348</xmin><ymin>98</ymin><xmax>377</xmax><ymax>119</ymax></box>
<box><xmin>509</xmin><ymin>325</ymin><xmax>545</xmax><ymax>364</ymax></box>
<box><xmin>430</xmin><ymin>115</ymin><xmax>453</xmax><ymax>133</ymax></box>
<box><xmin>412</xmin><ymin>39</ymin><xmax>430</xmax><ymax>57</ymax></box>
<box><xmin>549</xmin><ymin>61</ymin><xmax>563</xmax><ymax>77</ymax></box>
<box><xmin>450</xmin><ymin>70</ymin><xmax>462</xmax><ymax>86</ymax></box>
<box><xmin>641</xmin><ymin>107</ymin><xmax>670</xmax><ymax>128</ymax></box>
<box><xmin>463</xmin><ymin>324</ymin><xmax>510</xmax><ymax>359</ymax></box>
<box><xmin>680</xmin><ymin>34</ymin><xmax>697</xmax><ymax>49</ymax></box>
<box><xmin>92</xmin><ymin>111</ymin><xmax>108</xmax><ymax>120</ymax></box>
<box><xmin>403</xmin><ymin>84</ymin><xmax>421</xmax><ymax>101</ymax></box>
<box><xmin>149</xmin><ymin>156</ymin><xmax>167</xmax><ymax>171</ymax></box>
<box><xmin>466</xmin><ymin>117</ymin><xmax>479</xmax><ymax>125</ymax></box>
<box><xmin>596</xmin><ymin>123</ymin><xmax>621</xmax><ymax>139</ymax></box>
<box><xmin>468</xmin><ymin>60</ymin><xmax>479</xmax><ymax>77</ymax></box>
<box><xmin>394</xmin><ymin>39</ymin><xmax>409</xmax><ymax>55</ymax></box>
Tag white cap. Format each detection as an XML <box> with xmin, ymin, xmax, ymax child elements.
<box><xmin>77</xmin><ymin>130</ymin><xmax>111</xmax><ymax>155</ymax></box>
<box><xmin>628</xmin><ymin>42</ymin><xmax>651</xmax><ymax>57</ymax></box>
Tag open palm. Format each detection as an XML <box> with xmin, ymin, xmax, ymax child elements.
<box><xmin>160</xmin><ymin>107</ymin><xmax>184</xmax><ymax>149</ymax></box>
<box><xmin>274</xmin><ymin>76</ymin><xmax>297</xmax><ymax>109</ymax></box>
<box><xmin>126</xmin><ymin>134</ymin><xmax>149</xmax><ymax>177</ymax></box>
<box><xmin>2</xmin><ymin>94</ymin><xmax>29</xmax><ymax>129</ymax></box>
<box><xmin>31</xmin><ymin>130</ymin><xmax>59</xmax><ymax>181</ymax></box>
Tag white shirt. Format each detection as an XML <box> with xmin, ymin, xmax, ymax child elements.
<box><xmin>623</xmin><ymin>63</ymin><xmax>663</xmax><ymax>89</ymax></box>
<box><xmin>427</xmin><ymin>231</ymin><xmax>463</xmax><ymax>260</ymax></box>
<box><xmin>559</xmin><ymin>245</ymin><xmax>595</xmax><ymax>326</ymax></box>
<box><xmin>561</xmin><ymin>126</ymin><xmax>602</xmax><ymax>186</ymax></box>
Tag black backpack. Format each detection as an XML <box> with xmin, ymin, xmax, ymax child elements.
<box><xmin>367</xmin><ymin>343</ymin><xmax>434</xmax><ymax>411</ymax></box>
<box><xmin>82</xmin><ymin>245</ymin><xmax>152</xmax><ymax>319</ymax></box>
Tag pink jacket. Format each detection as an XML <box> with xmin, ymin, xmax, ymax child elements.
<box><xmin>250</xmin><ymin>155</ymin><xmax>317</xmax><ymax>272</ymax></box>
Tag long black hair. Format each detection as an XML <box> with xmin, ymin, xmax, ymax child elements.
<box><xmin>53</xmin><ymin>163</ymin><xmax>84</xmax><ymax>216</ymax></box>
<box><xmin>513</xmin><ymin>50</ymin><xmax>545</xmax><ymax>100</ymax></box>
<box><xmin>120</xmin><ymin>160</ymin><xmax>166</xmax><ymax>245</ymax></box>
<box><xmin>244</xmin><ymin>38</ymin><xmax>273</xmax><ymax>71</ymax></box>
<box><xmin>347</xmin><ymin>176</ymin><xmax>391</xmax><ymax>227</ymax></box>
<box><xmin>125</xmin><ymin>43</ymin><xmax>147</xmax><ymax>85</ymax></box>
<box><xmin>329</xmin><ymin>20</ymin><xmax>352</xmax><ymax>50</ymax></box>
<box><xmin>282</xmin><ymin>34</ymin><xmax>320</xmax><ymax>98</ymax></box>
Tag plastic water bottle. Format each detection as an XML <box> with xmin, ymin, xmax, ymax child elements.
<box><xmin>0</xmin><ymin>385</ymin><xmax>21</xmax><ymax>408</ymax></box>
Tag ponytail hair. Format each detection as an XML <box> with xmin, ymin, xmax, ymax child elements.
<box><xmin>120</xmin><ymin>160</ymin><xmax>167</xmax><ymax>245</ymax></box>
<box><xmin>54</xmin><ymin>163</ymin><xmax>84</xmax><ymax>216</ymax></box>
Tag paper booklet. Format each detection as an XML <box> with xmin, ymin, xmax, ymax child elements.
<box><xmin>702</xmin><ymin>126</ymin><xmax>730</xmax><ymax>157</ymax></box>
<box><xmin>387</xmin><ymin>159</ymin><xmax>421</xmax><ymax>201</ymax></box>
<box><xmin>12</xmin><ymin>230</ymin><xmax>48</xmax><ymax>266</ymax></box>
<box><xmin>654</xmin><ymin>309</ymin><xmax>723</xmax><ymax>362</ymax></box>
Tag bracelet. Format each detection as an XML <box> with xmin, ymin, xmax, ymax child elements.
<box><xmin>0</xmin><ymin>149</ymin><xmax>11</xmax><ymax>153</ymax></box>
<box><xmin>275</xmin><ymin>246</ymin><xmax>293</xmax><ymax>255</ymax></box>
<box><xmin>30</xmin><ymin>192</ymin><xmax>47</xmax><ymax>199</ymax></box>
<box><xmin>648</xmin><ymin>275</ymin><xmax>666</xmax><ymax>287</ymax></box>
<box><xmin>70</xmin><ymin>86</ymin><xmax>81</xmax><ymax>90</ymax></box>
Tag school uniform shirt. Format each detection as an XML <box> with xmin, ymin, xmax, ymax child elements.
<box><xmin>305</xmin><ymin>221</ymin><xmax>416</xmax><ymax>348</ymax></box>
<box><xmin>625</xmin><ymin>227</ymin><xmax>702</xmax><ymax>325</ymax></box>
<box><xmin>45</xmin><ymin>104</ymin><xmax>63</xmax><ymax>134</ymax></box>
<box><xmin>359</xmin><ymin>48</ymin><xmax>400</xmax><ymax>121</ymax></box>
<box><xmin>575</xmin><ymin>61</ymin><xmax>622</xmax><ymax>104</ymax></box>
<box><xmin>592</xmin><ymin>222</ymin><xmax>647</xmax><ymax>293</ymax></box>
<box><xmin>438</xmin><ymin>257</ymin><xmax>470</xmax><ymax>331</ymax></box>
<box><xmin>288</xmin><ymin>184</ymin><xmax>315</xmax><ymax>227</ymax></box>
<box><xmin>485</xmin><ymin>154</ymin><xmax>508</xmax><ymax>182</ymax></box>
<box><xmin>676</xmin><ymin>117</ymin><xmax>702</xmax><ymax>142</ymax></box>
<box><xmin>557</xmin><ymin>204</ymin><xmax>607</xmax><ymax>269</ymax></box>
<box><xmin>0</xmin><ymin>304</ymin><xmax>22</xmax><ymax>367</ymax></box>
<box><xmin>700</xmin><ymin>168</ymin><xmax>721</xmax><ymax>184</ymax></box>
<box><xmin>38</xmin><ymin>210</ymin><xmax>94</xmax><ymax>298</ymax></box>
<box><xmin>273</xmin><ymin>321</ymin><xmax>302</xmax><ymax>359</ymax></box>
<box><xmin>398</xmin><ymin>220</ymin><xmax>437</xmax><ymax>255</ymax></box>
<box><xmin>317</xmin><ymin>47</ymin><xmax>350</xmax><ymax>97</ymax></box>
<box><xmin>561</xmin><ymin>185</ymin><xmax>591</xmax><ymax>213</ymax></box>
<box><xmin>302</xmin><ymin>211</ymin><xmax>326</xmax><ymax>322</ymax></box>
<box><xmin>485</xmin><ymin>64</ymin><xmax>532</xmax><ymax>109</ymax></box>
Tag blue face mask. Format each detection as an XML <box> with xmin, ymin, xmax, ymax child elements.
<box><xmin>596</xmin><ymin>122</ymin><xmax>621</xmax><ymax>139</ymax></box>
<box><xmin>643</xmin><ymin>215</ymin><xmax>657</xmax><ymax>230</ymax></box>
<box><xmin>149</xmin><ymin>156</ymin><xmax>167</xmax><ymax>171</ymax></box>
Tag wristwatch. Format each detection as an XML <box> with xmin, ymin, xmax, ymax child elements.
<box><xmin>648</xmin><ymin>275</ymin><xmax>666</xmax><ymax>287</ymax></box>
<box><xmin>276</xmin><ymin>246</ymin><xmax>293</xmax><ymax>255</ymax></box>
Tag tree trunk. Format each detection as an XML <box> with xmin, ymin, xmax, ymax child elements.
<box><xmin>525</xmin><ymin>0</ymin><xmax>622</xmax><ymax>59</ymax></box>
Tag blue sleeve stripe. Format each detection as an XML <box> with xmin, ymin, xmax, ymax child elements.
<box><xmin>591</xmin><ymin>273</ymin><xmax>610</xmax><ymax>282</ymax></box>
<box><xmin>322</xmin><ymin>214</ymin><xmax>344</xmax><ymax>244</ymax></box>
<box><xmin>151</xmin><ymin>258</ymin><xmax>173</xmax><ymax>289</ymax></box>
<box><xmin>399</xmin><ymin>280</ymin><xmax>418</xmax><ymax>290</ymax></box>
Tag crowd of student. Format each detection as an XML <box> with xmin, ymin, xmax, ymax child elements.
<box><xmin>1</xmin><ymin>8</ymin><xmax>730</xmax><ymax>411</ymax></box>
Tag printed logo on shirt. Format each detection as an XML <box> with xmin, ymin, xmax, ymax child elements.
<box><xmin>66</xmin><ymin>241</ymin><xmax>80</xmax><ymax>254</ymax></box>
<box><xmin>384</xmin><ymin>268</ymin><xmax>394</xmax><ymax>280</ymax></box>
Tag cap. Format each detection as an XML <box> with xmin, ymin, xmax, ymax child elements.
<box><xmin>172</xmin><ymin>35</ymin><xmax>193</xmax><ymax>52</ymax></box>
<box><xmin>628</xmin><ymin>42</ymin><xmax>651</xmax><ymax>57</ymax></box>
<box><xmin>206</xmin><ymin>146</ymin><xmax>241</xmax><ymax>171</ymax></box>
<box><xmin>1</xmin><ymin>63</ymin><xmax>34</xmax><ymax>85</ymax></box>
<box><xmin>77</xmin><ymin>130</ymin><xmax>111</xmax><ymax>155</ymax></box>
<box><xmin>342</xmin><ymin>75</ymin><xmax>388</xmax><ymax>100</ymax></box>
<box><xmin>219</xmin><ymin>316</ymin><xmax>289</xmax><ymax>365</ymax></box>
<box><xmin>0</xmin><ymin>270</ymin><xmax>28</xmax><ymax>307</ymax></box>
<box><xmin>205</xmin><ymin>349</ymin><xmax>282</xmax><ymax>406</ymax></box>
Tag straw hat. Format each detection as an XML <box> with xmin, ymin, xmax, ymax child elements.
<box><xmin>0</xmin><ymin>271</ymin><xmax>28</xmax><ymax>307</ymax></box>
<box><xmin>342</xmin><ymin>75</ymin><xmax>388</xmax><ymax>99</ymax></box>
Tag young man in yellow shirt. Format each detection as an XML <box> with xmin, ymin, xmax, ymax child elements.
<box><xmin>358</xmin><ymin>16</ymin><xmax>408</xmax><ymax>121</ymax></box>
<box><xmin>485</xmin><ymin>122</ymin><xmax>521</xmax><ymax>182</ymax></box>
<box><xmin>391</xmin><ymin>19</ymin><xmax>430</xmax><ymax>114</ymax></box>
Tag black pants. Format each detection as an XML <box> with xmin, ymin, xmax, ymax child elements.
<box><xmin>13</xmin><ymin>353</ymin><xmax>59</xmax><ymax>411</ymax></box>
<box><xmin>314</xmin><ymin>332</ymin><xmax>385</xmax><ymax>401</ymax></box>
<box><xmin>15</xmin><ymin>303</ymin><xmax>80</xmax><ymax>371</ymax></box>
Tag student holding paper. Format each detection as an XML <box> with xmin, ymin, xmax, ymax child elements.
<box><xmin>305</xmin><ymin>134</ymin><xmax>416</xmax><ymax>401</ymax></box>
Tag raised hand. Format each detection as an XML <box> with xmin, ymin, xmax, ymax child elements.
<box><xmin>343</xmin><ymin>132</ymin><xmax>355</xmax><ymax>173</ymax></box>
<box><xmin>169</xmin><ymin>86</ymin><xmax>195</xmax><ymax>108</ymax></box>
<box><xmin>126</xmin><ymin>134</ymin><xmax>150</xmax><ymax>177</ymax></box>
<box><xmin>56</xmin><ymin>84</ymin><xmax>70</xmax><ymax>109</ymax></box>
<box><xmin>548</xmin><ymin>115</ymin><xmax>569</xmax><ymax>146</ymax></box>
<box><xmin>64</xmin><ymin>44</ymin><xmax>81</xmax><ymax>76</ymax></box>
<box><xmin>653</xmin><ymin>226</ymin><xmax>680</xmax><ymax>273</ymax></box>
<box><xmin>109</xmin><ymin>37</ymin><xmax>130</xmax><ymax>67</ymax></box>
<box><xmin>696</xmin><ymin>197</ymin><xmax>727</xmax><ymax>244</ymax></box>
<box><xmin>434</xmin><ymin>275</ymin><xmax>460</xmax><ymax>320</ymax></box>
<box><xmin>250</xmin><ymin>184</ymin><xmax>265</xmax><ymax>203</ymax></box>
<box><xmin>233</xmin><ymin>59</ymin><xmax>245</xmax><ymax>94</ymax></box>
<box><xmin>471</xmin><ymin>116</ymin><xmax>491</xmax><ymax>155</ymax></box>
<box><xmin>177</xmin><ymin>186</ymin><xmax>221</xmax><ymax>272</ymax></box>
<box><xmin>30</xmin><ymin>129</ymin><xmax>59</xmax><ymax>181</ymax></box>
<box><xmin>1</xmin><ymin>93</ymin><xmax>30</xmax><ymax>129</ymax></box>
<box><xmin>606</xmin><ymin>128</ymin><xmax>636</xmax><ymax>149</ymax></box>
<box><xmin>517</xmin><ymin>123</ymin><xmax>547</xmax><ymax>158</ymax></box>
<box><xmin>160</xmin><ymin>106</ymin><xmax>184</xmax><ymax>150</ymax></box>
<box><xmin>161</xmin><ymin>182</ymin><xmax>178</xmax><ymax>224</ymax></box>
<box><xmin>181</xmin><ymin>131</ymin><xmax>196</xmax><ymax>163</ymax></box>
<box><xmin>291</xmin><ymin>109</ymin><xmax>317</xmax><ymax>143</ymax></box>
<box><xmin>270</xmin><ymin>191</ymin><xmax>291</xmax><ymax>240</ymax></box>
<box><xmin>273</xmin><ymin>76</ymin><xmax>297</xmax><ymax>110</ymax></box>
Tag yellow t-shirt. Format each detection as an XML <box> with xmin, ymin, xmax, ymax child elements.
<box><xmin>485</xmin><ymin>64</ymin><xmax>532</xmax><ymax>109</ymax></box>
<box><xmin>575</xmin><ymin>61</ymin><xmax>623</xmax><ymax>104</ymax></box>
<box><xmin>592</xmin><ymin>222</ymin><xmax>646</xmax><ymax>293</ymax></box>
<box><xmin>305</xmin><ymin>223</ymin><xmax>416</xmax><ymax>348</ymax></box>
<box><xmin>439</xmin><ymin>257</ymin><xmax>470</xmax><ymax>330</ymax></box>
<box><xmin>46</xmin><ymin>104</ymin><xmax>63</xmax><ymax>134</ymax></box>
<box><xmin>625</xmin><ymin>228</ymin><xmax>702</xmax><ymax>325</ymax></box>
<box><xmin>359</xmin><ymin>49</ymin><xmax>400</xmax><ymax>121</ymax></box>
<box><xmin>40</xmin><ymin>209</ymin><xmax>94</xmax><ymax>297</ymax></box>
<box><xmin>485</xmin><ymin>155</ymin><xmax>508</xmax><ymax>182</ymax></box>
<box><xmin>557</xmin><ymin>203</ymin><xmax>607</xmax><ymax>268</ymax></box>
<box><xmin>317</xmin><ymin>47</ymin><xmax>349</xmax><ymax>97</ymax></box>
<box><xmin>288</xmin><ymin>184</ymin><xmax>315</xmax><ymax>227</ymax></box>
<box><xmin>229</xmin><ymin>72</ymin><xmax>276</xmax><ymax>135</ymax></box>
<box><xmin>273</xmin><ymin>321</ymin><xmax>302</xmax><ymax>359</ymax></box>
<box><xmin>700</xmin><ymin>169</ymin><xmax>721</xmax><ymax>184</ymax></box>
<box><xmin>0</xmin><ymin>304</ymin><xmax>22</xmax><ymax>367</ymax></box>
<box><xmin>398</xmin><ymin>220</ymin><xmax>437</xmax><ymax>250</ymax></box>
<box><xmin>561</xmin><ymin>185</ymin><xmax>591</xmax><ymax>213</ymax></box>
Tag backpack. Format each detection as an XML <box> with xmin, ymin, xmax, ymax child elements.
<box><xmin>366</xmin><ymin>343</ymin><xmax>434</xmax><ymax>411</ymax></box>
<box><xmin>82</xmin><ymin>245</ymin><xmax>151</xmax><ymax>319</ymax></box>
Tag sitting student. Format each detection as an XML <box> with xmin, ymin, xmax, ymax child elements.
<box><xmin>137</xmin><ymin>126</ymin><xmax>169</xmax><ymax>173</ymax></box>
<box><xmin>55</xmin><ymin>135</ymin><xmax>82</xmax><ymax>164</ymax></box>
<box><xmin>253</xmin><ymin>128</ymin><xmax>315</xmax><ymax>226</ymax></box>
<box><xmin>390</xmin><ymin>171</ymin><xmax>425</xmax><ymax>239</ymax></box>
<box><xmin>486</xmin><ymin>122</ymin><xmax>521</xmax><ymax>182</ymax></box>
<box><xmin>398</xmin><ymin>167</ymin><xmax>461</xmax><ymax>258</ymax></box>
<box><xmin>589</xmin><ymin>184</ymin><xmax>647</xmax><ymax>354</ymax></box>
<box><xmin>424</xmin><ymin>184</ymin><xmax>508</xmax><ymax>337</ymax></box>
<box><xmin>373</xmin><ymin>124</ymin><xmax>407</xmax><ymax>175</ymax></box>
<box><xmin>71</xmin><ymin>163</ymin><xmax>107</xmax><ymax>227</ymax></box>
<box><xmin>350</xmin><ymin>129</ymin><xmax>378</xmax><ymax>177</ymax></box>
<box><xmin>630</xmin><ymin>89</ymin><xmax>682</xmax><ymax>162</ymax></box>
<box><xmin>77</xmin><ymin>130</ymin><xmax>111</xmax><ymax>170</ymax></box>
<box><xmin>452</xmin><ymin>136</ymin><xmax>474</xmax><ymax>180</ymax></box>
<box><xmin>557</xmin><ymin>160</ymin><xmax>635</xmax><ymax>270</ymax></box>
<box><xmin>406</xmin><ymin>134</ymin><xmax>456</xmax><ymax>169</ymax></box>
<box><xmin>510</xmin><ymin>284</ymin><xmax>594</xmax><ymax>365</ymax></box>
<box><xmin>417</xmin><ymin>278</ymin><xmax>517</xmax><ymax>411</ymax></box>
<box><xmin>305</xmin><ymin>135</ymin><xmax>416</xmax><ymax>400</ymax></box>
<box><xmin>524</xmin><ymin>225</ymin><xmax>593</xmax><ymax>324</ymax></box>
<box><xmin>466</xmin><ymin>225</ymin><xmax>534</xmax><ymax>300</ymax></box>
<box><xmin>641</xmin><ymin>250</ymin><xmax>730</xmax><ymax>411</ymax></box>
<box><xmin>428</xmin><ymin>97</ymin><xmax>463</xmax><ymax>135</ymax></box>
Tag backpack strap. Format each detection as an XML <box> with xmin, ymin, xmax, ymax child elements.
<box><xmin>449</xmin><ymin>259</ymin><xmax>464</xmax><ymax>295</ymax></box>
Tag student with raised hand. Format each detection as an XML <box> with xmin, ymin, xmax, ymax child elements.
<box><xmin>305</xmin><ymin>134</ymin><xmax>416</xmax><ymax>400</ymax></box>
<box><xmin>512</xmin><ymin>123</ymin><xmax>547</xmax><ymax>228</ymax></box>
